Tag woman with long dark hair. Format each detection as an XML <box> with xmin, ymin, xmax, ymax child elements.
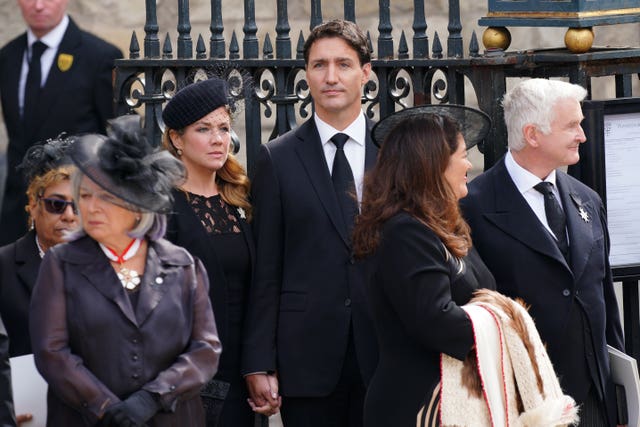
<box><xmin>352</xmin><ymin>105</ymin><xmax>496</xmax><ymax>426</ymax></box>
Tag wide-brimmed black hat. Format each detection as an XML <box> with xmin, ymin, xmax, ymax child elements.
<box><xmin>372</xmin><ymin>104</ymin><xmax>492</xmax><ymax>148</ymax></box>
<box><xmin>70</xmin><ymin>115</ymin><xmax>186</xmax><ymax>213</ymax></box>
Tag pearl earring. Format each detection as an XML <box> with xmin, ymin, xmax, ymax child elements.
<box><xmin>176</xmin><ymin>148</ymin><xmax>183</xmax><ymax>156</ymax></box>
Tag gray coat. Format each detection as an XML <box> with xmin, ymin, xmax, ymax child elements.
<box><xmin>30</xmin><ymin>236</ymin><xmax>221</xmax><ymax>426</ymax></box>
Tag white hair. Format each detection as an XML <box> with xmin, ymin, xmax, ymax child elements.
<box><xmin>66</xmin><ymin>170</ymin><xmax>167</xmax><ymax>242</ymax></box>
<box><xmin>502</xmin><ymin>79</ymin><xmax>587</xmax><ymax>151</ymax></box>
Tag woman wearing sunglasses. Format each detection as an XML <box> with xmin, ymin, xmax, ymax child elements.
<box><xmin>30</xmin><ymin>115</ymin><xmax>221</xmax><ymax>426</ymax></box>
<box><xmin>0</xmin><ymin>136</ymin><xmax>77</xmax><ymax>358</ymax></box>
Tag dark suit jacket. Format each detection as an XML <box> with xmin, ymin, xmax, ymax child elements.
<box><xmin>0</xmin><ymin>17</ymin><xmax>123</xmax><ymax>245</ymax></box>
<box><xmin>166</xmin><ymin>189</ymin><xmax>255</xmax><ymax>383</ymax></box>
<box><xmin>242</xmin><ymin>118</ymin><xmax>379</xmax><ymax>396</ymax></box>
<box><xmin>0</xmin><ymin>318</ymin><xmax>15</xmax><ymax>427</ymax></box>
<box><xmin>30</xmin><ymin>236</ymin><xmax>221</xmax><ymax>426</ymax></box>
<box><xmin>460</xmin><ymin>157</ymin><xmax>625</xmax><ymax>425</ymax></box>
<box><xmin>0</xmin><ymin>229</ymin><xmax>41</xmax><ymax>357</ymax></box>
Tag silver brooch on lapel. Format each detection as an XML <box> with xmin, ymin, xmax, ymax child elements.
<box><xmin>578</xmin><ymin>206</ymin><xmax>590</xmax><ymax>223</ymax></box>
<box><xmin>570</xmin><ymin>193</ymin><xmax>590</xmax><ymax>223</ymax></box>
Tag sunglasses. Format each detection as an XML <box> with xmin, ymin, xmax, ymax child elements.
<box><xmin>41</xmin><ymin>198</ymin><xmax>77</xmax><ymax>215</ymax></box>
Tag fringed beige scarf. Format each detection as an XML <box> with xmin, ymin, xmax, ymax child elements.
<box><xmin>438</xmin><ymin>289</ymin><xmax>579</xmax><ymax>427</ymax></box>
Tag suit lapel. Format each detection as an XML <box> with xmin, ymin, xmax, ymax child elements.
<box><xmin>14</xmin><ymin>230</ymin><xmax>41</xmax><ymax>294</ymax></box>
<box><xmin>483</xmin><ymin>159</ymin><xmax>569</xmax><ymax>269</ymax></box>
<box><xmin>36</xmin><ymin>19</ymin><xmax>81</xmax><ymax>127</ymax></box>
<box><xmin>2</xmin><ymin>35</ymin><xmax>27</xmax><ymax>137</ymax></box>
<box><xmin>294</xmin><ymin>120</ymin><xmax>351</xmax><ymax>245</ymax></box>
<box><xmin>134</xmin><ymin>243</ymin><xmax>169</xmax><ymax>326</ymax></box>
<box><xmin>557</xmin><ymin>172</ymin><xmax>593</xmax><ymax>281</ymax></box>
<box><xmin>76</xmin><ymin>240</ymin><xmax>138</xmax><ymax>327</ymax></box>
<box><xmin>364</xmin><ymin>118</ymin><xmax>378</xmax><ymax>171</ymax></box>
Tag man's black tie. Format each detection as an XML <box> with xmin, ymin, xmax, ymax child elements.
<box><xmin>23</xmin><ymin>40</ymin><xmax>48</xmax><ymax>126</ymax></box>
<box><xmin>534</xmin><ymin>181</ymin><xmax>569</xmax><ymax>258</ymax></box>
<box><xmin>330</xmin><ymin>133</ymin><xmax>358</xmax><ymax>230</ymax></box>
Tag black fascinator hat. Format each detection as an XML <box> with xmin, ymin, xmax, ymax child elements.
<box><xmin>70</xmin><ymin>115</ymin><xmax>186</xmax><ymax>213</ymax></box>
<box><xmin>372</xmin><ymin>104</ymin><xmax>491</xmax><ymax>149</ymax></box>
<box><xmin>19</xmin><ymin>134</ymin><xmax>75</xmax><ymax>183</ymax></box>
<box><xmin>162</xmin><ymin>77</ymin><xmax>230</xmax><ymax>130</ymax></box>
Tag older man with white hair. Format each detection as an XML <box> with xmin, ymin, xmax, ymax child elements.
<box><xmin>461</xmin><ymin>78</ymin><xmax>625</xmax><ymax>426</ymax></box>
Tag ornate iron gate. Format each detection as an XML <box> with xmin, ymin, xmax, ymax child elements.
<box><xmin>114</xmin><ymin>0</ymin><xmax>640</xmax><ymax>359</ymax></box>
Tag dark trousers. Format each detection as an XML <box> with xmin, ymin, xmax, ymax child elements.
<box><xmin>280</xmin><ymin>329</ymin><xmax>365</xmax><ymax>427</ymax></box>
<box><xmin>578</xmin><ymin>386</ymin><xmax>609</xmax><ymax>427</ymax></box>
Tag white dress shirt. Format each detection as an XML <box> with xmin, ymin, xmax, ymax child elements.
<box><xmin>315</xmin><ymin>112</ymin><xmax>367</xmax><ymax>205</ymax></box>
<box><xmin>19</xmin><ymin>15</ymin><xmax>70</xmax><ymax>114</ymax></box>
<box><xmin>504</xmin><ymin>150</ymin><xmax>567</xmax><ymax>242</ymax></box>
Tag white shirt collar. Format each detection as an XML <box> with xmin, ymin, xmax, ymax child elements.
<box><xmin>505</xmin><ymin>150</ymin><xmax>557</xmax><ymax>194</ymax></box>
<box><xmin>314</xmin><ymin>112</ymin><xmax>366</xmax><ymax>147</ymax></box>
<box><xmin>27</xmin><ymin>15</ymin><xmax>69</xmax><ymax>51</ymax></box>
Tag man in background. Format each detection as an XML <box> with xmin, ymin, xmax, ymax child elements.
<box><xmin>0</xmin><ymin>0</ymin><xmax>122</xmax><ymax>245</ymax></box>
<box><xmin>461</xmin><ymin>78</ymin><xmax>625</xmax><ymax>426</ymax></box>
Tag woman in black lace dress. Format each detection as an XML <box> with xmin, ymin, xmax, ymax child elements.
<box><xmin>162</xmin><ymin>77</ymin><xmax>254</xmax><ymax>427</ymax></box>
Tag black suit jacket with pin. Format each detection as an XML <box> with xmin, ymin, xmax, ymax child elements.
<box><xmin>241</xmin><ymin>118</ymin><xmax>379</xmax><ymax>396</ymax></box>
<box><xmin>0</xmin><ymin>17</ymin><xmax>122</xmax><ymax>245</ymax></box>
<box><xmin>460</xmin><ymin>157</ymin><xmax>625</xmax><ymax>426</ymax></box>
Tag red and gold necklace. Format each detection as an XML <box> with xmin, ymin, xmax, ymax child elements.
<box><xmin>99</xmin><ymin>238</ymin><xmax>143</xmax><ymax>290</ymax></box>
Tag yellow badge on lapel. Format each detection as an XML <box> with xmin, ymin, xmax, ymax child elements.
<box><xmin>57</xmin><ymin>54</ymin><xmax>73</xmax><ymax>72</ymax></box>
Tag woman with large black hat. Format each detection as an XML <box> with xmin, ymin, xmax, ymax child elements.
<box><xmin>30</xmin><ymin>115</ymin><xmax>221</xmax><ymax>426</ymax></box>
<box><xmin>161</xmin><ymin>77</ymin><xmax>256</xmax><ymax>426</ymax></box>
<box><xmin>351</xmin><ymin>105</ymin><xmax>497</xmax><ymax>426</ymax></box>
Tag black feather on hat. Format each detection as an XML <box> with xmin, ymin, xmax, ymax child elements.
<box><xmin>19</xmin><ymin>134</ymin><xmax>75</xmax><ymax>183</ymax></box>
<box><xmin>70</xmin><ymin>115</ymin><xmax>186</xmax><ymax>213</ymax></box>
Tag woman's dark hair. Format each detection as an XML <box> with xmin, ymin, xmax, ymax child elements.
<box><xmin>352</xmin><ymin>114</ymin><xmax>471</xmax><ymax>259</ymax></box>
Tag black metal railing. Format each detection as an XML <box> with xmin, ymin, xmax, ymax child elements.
<box><xmin>115</xmin><ymin>0</ymin><xmax>640</xmax><ymax>359</ymax></box>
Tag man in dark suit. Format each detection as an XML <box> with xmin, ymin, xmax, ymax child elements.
<box><xmin>0</xmin><ymin>0</ymin><xmax>122</xmax><ymax>245</ymax></box>
<box><xmin>242</xmin><ymin>19</ymin><xmax>378</xmax><ymax>426</ymax></box>
<box><xmin>461</xmin><ymin>78</ymin><xmax>625</xmax><ymax>426</ymax></box>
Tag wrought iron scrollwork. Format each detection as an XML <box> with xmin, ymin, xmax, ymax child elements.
<box><xmin>388</xmin><ymin>68</ymin><xmax>412</xmax><ymax>109</ymax></box>
<box><xmin>253</xmin><ymin>68</ymin><xmax>275</xmax><ymax>118</ymax></box>
<box><xmin>363</xmin><ymin>78</ymin><xmax>379</xmax><ymax>119</ymax></box>
<box><xmin>423</xmin><ymin>67</ymin><xmax>450</xmax><ymax>104</ymax></box>
<box><xmin>291</xmin><ymin>69</ymin><xmax>311</xmax><ymax>119</ymax></box>
<box><xmin>119</xmin><ymin>72</ymin><xmax>146</xmax><ymax>109</ymax></box>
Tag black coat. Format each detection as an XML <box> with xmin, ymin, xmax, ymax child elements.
<box><xmin>0</xmin><ymin>229</ymin><xmax>41</xmax><ymax>357</ymax></box>
<box><xmin>0</xmin><ymin>318</ymin><xmax>14</xmax><ymax>427</ymax></box>
<box><xmin>0</xmin><ymin>17</ymin><xmax>123</xmax><ymax>245</ymax></box>
<box><xmin>242</xmin><ymin>118</ymin><xmax>379</xmax><ymax>396</ymax></box>
<box><xmin>363</xmin><ymin>213</ymin><xmax>496</xmax><ymax>427</ymax></box>
<box><xmin>460</xmin><ymin>158</ymin><xmax>625</xmax><ymax>426</ymax></box>
<box><xmin>30</xmin><ymin>236</ymin><xmax>221</xmax><ymax>426</ymax></box>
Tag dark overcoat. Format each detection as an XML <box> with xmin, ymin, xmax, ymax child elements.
<box><xmin>30</xmin><ymin>236</ymin><xmax>221</xmax><ymax>426</ymax></box>
<box><xmin>0</xmin><ymin>229</ymin><xmax>41</xmax><ymax>356</ymax></box>
<box><xmin>460</xmin><ymin>158</ymin><xmax>625</xmax><ymax>426</ymax></box>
